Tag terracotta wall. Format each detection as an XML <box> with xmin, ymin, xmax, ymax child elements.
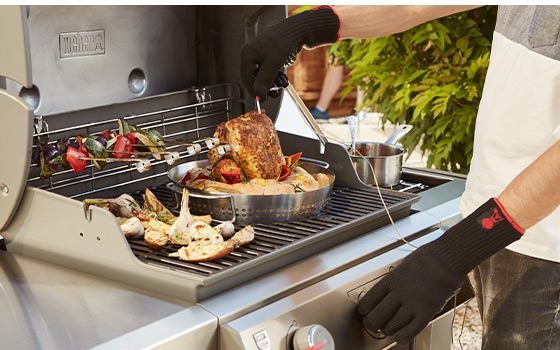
<box><xmin>286</xmin><ymin>6</ymin><xmax>357</xmax><ymax>118</ymax></box>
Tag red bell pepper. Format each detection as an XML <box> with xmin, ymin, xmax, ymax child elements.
<box><xmin>112</xmin><ymin>135</ymin><xmax>133</xmax><ymax>158</ymax></box>
<box><xmin>100</xmin><ymin>129</ymin><xmax>117</xmax><ymax>140</ymax></box>
<box><xmin>220</xmin><ymin>168</ymin><xmax>242</xmax><ymax>184</ymax></box>
<box><xmin>278</xmin><ymin>164</ymin><xmax>292</xmax><ymax>181</ymax></box>
<box><xmin>125</xmin><ymin>132</ymin><xmax>138</xmax><ymax>146</ymax></box>
<box><xmin>180</xmin><ymin>170</ymin><xmax>210</xmax><ymax>185</ymax></box>
<box><xmin>66</xmin><ymin>146</ymin><xmax>88</xmax><ymax>172</ymax></box>
<box><xmin>285</xmin><ymin>152</ymin><xmax>302</xmax><ymax>168</ymax></box>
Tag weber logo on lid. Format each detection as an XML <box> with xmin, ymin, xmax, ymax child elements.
<box><xmin>59</xmin><ymin>30</ymin><xmax>105</xmax><ymax>58</ymax></box>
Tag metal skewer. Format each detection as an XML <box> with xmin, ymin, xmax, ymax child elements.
<box><xmin>127</xmin><ymin>137</ymin><xmax>220</xmax><ymax>149</ymax></box>
<box><xmin>80</xmin><ymin>156</ymin><xmax>153</xmax><ymax>172</ymax></box>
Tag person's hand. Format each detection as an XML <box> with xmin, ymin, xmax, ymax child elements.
<box><xmin>240</xmin><ymin>6</ymin><xmax>340</xmax><ymax>100</ymax></box>
<box><xmin>358</xmin><ymin>240</ymin><xmax>465</xmax><ymax>344</ymax></box>
<box><xmin>358</xmin><ymin>198</ymin><xmax>524</xmax><ymax>344</ymax></box>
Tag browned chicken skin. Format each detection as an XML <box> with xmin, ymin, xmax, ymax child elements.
<box><xmin>211</xmin><ymin>157</ymin><xmax>241</xmax><ymax>182</ymax></box>
<box><xmin>212</xmin><ymin>110</ymin><xmax>284</xmax><ymax>180</ymax></box>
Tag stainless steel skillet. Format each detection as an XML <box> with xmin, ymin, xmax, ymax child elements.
<box><xmin>167</xmin><ymin>158</ymin><xmax>335</xmax><ymax>224</ymax></box>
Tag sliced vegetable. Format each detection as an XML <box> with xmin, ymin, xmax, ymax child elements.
<box><xmin>278</xmin><ymin>164</ymin><xmax>292</xmax><ymax>181</ymax></box>
<box><xmin>56</xmin><ymin>137</ymin><xmax>70</xmax><ymax>154</ymax></box>
<box><xmin>50</xmin><ymin>153</ymin><xmax>72</xmax><ymax>170</ymax></box>
<box><xmin>83</xmin><ymin>193</ymin><xmax>142</xmax><ymax>218</ymax></box>
<box><xmin>100</xmin><ymin>129</ymin><xmax>116</xmax><ymax>140</ymax></box>
<box><xmin>180</xmin><ymin>170</ymin><xmax>210</xmax><ymax>185</ymax></box>
<box><xmin>84</xmin><ymin>137</ymin><xmax>108</xmax><ymax>158</ymax></box>
<box><xmin>66</xmin><ymin>146</ymin><xmax>88</xmax><ymax>172</ymax></box>
<box><xmin>105</xmin><ymin>136</ymin><xmax>118</xmax><ymax>150</ymax></box>
<box><xmin>285</xmin><ymin>152</ymin><xmax>302</xmax><ymax>169</ymax></box>
<box><xmin>134</xmin><ymin>131</ymin><xmax>165</xmax><ymax>160</ymax></box>
<box><xmin>42</xmin><ymin>144</ymin><xmax>59</xmax><ymax>163</ymax></box>
<box><xmin>125</xmin><ymin>132</ymin><xmax>138</xmax><ymax>146</ymax></box>
<box><xmin>84</xmin><ymin>137</ymin><xmax>109</xmax><ymax>169</ymax></box>
<box><xmin>95</xmin><ymin>136</ymin><xmax>108</xmax><ymax>147</ymax></box>
<box><xmin>220</xmin><ymin>168</ymin><xmax>242</xmax><ymax>184</ymax></box>
<box><xmin>112</xmin><ymin>135</ymin><xmax>133</xmax><ymax>159</ymax></box>
<box><xmin>118</xmin><ymin>119</ymin><xmax>133</xmax><ymax>136</ymax></box>
<box><xmin>75</xmin><ymin>136</ymin><xmax>89</xmax><ymax>155</ymax></box>
<box><xmin>39</xmin><ymin>151</ymin><xmax>55</xmax><ymax>179</ymax></box>
<box><xmin>31</xmin><ymin>147</ymin><xmax>41</xmax><ymax>166</ymax></box>
<box><xmin>143</xmin><ymin>188</ymin><xmax>176</xmax><ymax>224</ymax></box>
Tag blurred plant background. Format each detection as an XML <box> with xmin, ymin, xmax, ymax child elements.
<box><xmin>315</xmin><ymin>6</ymin><xmax>498</xmax><ymax>173</ymax></box>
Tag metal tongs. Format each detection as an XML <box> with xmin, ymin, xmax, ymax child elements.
<box><xmin>257</xmin><ymin>72</ymin><xmax>328</xmax><ymax>154</ymax></box>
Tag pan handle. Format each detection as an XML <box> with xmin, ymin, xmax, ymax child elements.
<box><xmin>187</xmin><ymin>191</ymin><xmax>237</xmax><ymax>224</ymax></box>
<box><xmin>300</xmin><ymin>157</ymin><xmax>329</xmax><ymax>169</ymax></box>
<box><xmin>165</xmin><ymin>183</ymin><xmax>237</xmax><ymax>223</ymax></box>
<box><xmin>384</xmin><ymin>124</ymin><xmax>413</xmax><ymax>145</ymax></box>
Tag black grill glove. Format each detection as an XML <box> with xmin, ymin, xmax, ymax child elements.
<box><xmin>357</xmin><ymin>197</ymin><xmax>524</xmax><ymax>345</ymax></box>
<box><xmin>240</xmin><ymin>6</ymin><xmax>340</xmax><ymax>100</ymax></box>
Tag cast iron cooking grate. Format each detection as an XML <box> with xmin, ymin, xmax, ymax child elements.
<box><xmin>127</xmin><ymin>184</ymin><xmax>418</xmax><ymax>278</ymax></box>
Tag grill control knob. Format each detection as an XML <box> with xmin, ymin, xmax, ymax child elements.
<box><xmin>292</xmin><ymin>324</ymin><xmax>335</xmax><ymax>350</ymax></box>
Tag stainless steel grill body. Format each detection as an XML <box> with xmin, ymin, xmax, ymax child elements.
<box><xmin>0</xmin><ymin>5</ymin><xmax>469</xmax><ymax>349</ymax></box>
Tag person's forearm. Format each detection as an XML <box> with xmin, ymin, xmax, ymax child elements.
<box><xmin>498</xmin><ymin>140</ymin><xmax>560</xmax><ymax>230</ymax></box>
<box><xmin>335</xmin><ymin>5</ymin><xmax>481</xmax><ymax>40</ymax></box>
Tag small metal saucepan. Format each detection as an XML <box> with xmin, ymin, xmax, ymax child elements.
<box><xmin>347</xmin><ymin>124</ymin><xmax>413</xmax><ymax>187</ymax></box>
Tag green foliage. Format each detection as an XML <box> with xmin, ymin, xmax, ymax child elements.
<box><xmin>330</xmin><ymin>6</ymin><xmax>497</xmax><ymax>173</ymax></box>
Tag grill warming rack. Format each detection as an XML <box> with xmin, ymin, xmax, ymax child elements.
<box><xmin>28</xmin><ymin>84</ymin><xmax>241</xmax><ymax>199</ymax></box>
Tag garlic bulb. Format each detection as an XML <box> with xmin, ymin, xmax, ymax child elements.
<box><xmin>214</xmin><ymin>220</ymin><xmax>235</xmax><ymax>239</ymax></box>
<box><xmin>120</xmin><ymin>217</ymin><xmax>144</xmax><ymax>238</ymax></box>
<box><xmin>110</xmin><ymin>193</ymin><xmax>142</xmax><ymax>218</ymax></box>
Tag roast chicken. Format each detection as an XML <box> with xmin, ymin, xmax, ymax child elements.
<box><xmin>209</xmin><ymin>110</ymin><xmax>284</xmax><ymax>181</ymax></box>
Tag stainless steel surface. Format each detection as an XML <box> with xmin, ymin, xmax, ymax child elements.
<box><xmin>384</xmin><ymin>124</ymin><xmax>413</xmax><ymax>146</ymax></box>
<box><xmin>6</xmin><ymin>6</ymin><xmax>196</xmax><ymax>115</ymax></box>
<box><xmin>351</xmin><ymin>142</ymin><xmax>406</xmax><ymax>187</ymax></box>
<box><xmin>285</xmin><ymin>82</ymin><xmax>328</xmax><ymax>154</ymax></box>
<box><xmin>218</xmin><ymin>231</ymin><xmax>431</xmax><ymax>349</ymax></box>
<box><xmin>213</xmin><ymin>225</ymin><xmax>460</xmax><ymax>349</ymax></box>
<box><xmin>349</xmin><ymin>125</ymin><xmax>413</xmax><ymax>187</ymax></box>
<box><xmin>0</xmin><ymin>6</ymin><xmax>32</xmax><ymax>88</ymax></box>
<box><xmin>167</xmin><ymin>159</ymin><xmax>336</xmax><ymax>224</ymax></box>
<box><xmin>218</xmin><ymin>225</ymin><xmax>470</xmax><ymax>350</ymax></box>
<box><xmin>0</xmin><ymin>249</ymin><xmax>218</xmax><ymax>350</ymax></box>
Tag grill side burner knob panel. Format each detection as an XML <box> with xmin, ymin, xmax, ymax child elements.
<box><xmin>293</xmin><ymin>324</ymin><xmax>335</xmax><ymax>350</ymax></box>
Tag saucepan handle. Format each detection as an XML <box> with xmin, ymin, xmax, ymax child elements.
<box><xmin>384</xmin><ymin>124</ymin><xmax>413</xmax><ymax>145</ymax></box>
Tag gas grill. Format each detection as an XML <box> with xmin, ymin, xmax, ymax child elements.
<box><xmin>0</xmin><ymin>5</ymin><xmax>469</xmax><ymax>350</ymax></box>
